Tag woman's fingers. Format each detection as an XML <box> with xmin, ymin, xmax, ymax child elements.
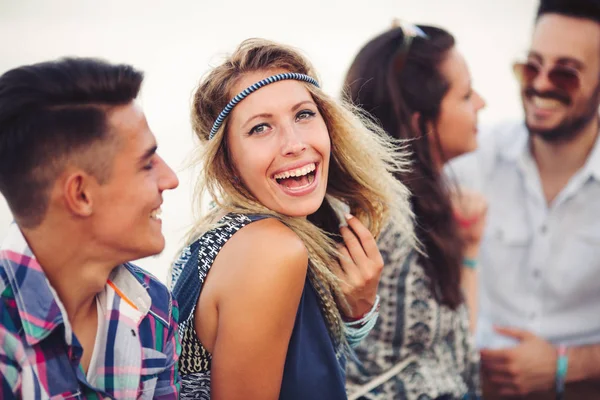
<box><xmin>341</xmin><ymin>214</ymin><xmax>383</xmax><ymax>266</ymax></box>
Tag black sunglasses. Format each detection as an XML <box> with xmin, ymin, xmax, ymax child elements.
<box><xmin>513</xmin><ymin>61</ymin><xmax>580</xmax><ymax>93</ymax></box>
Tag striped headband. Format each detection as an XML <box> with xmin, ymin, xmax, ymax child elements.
<box><xmin>209</xmin><ymin>72</ymin><xmax>320</xmax><ymax>140</ymax></box>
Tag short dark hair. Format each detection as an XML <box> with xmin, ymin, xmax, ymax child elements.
<box><xmin>537</xmin><ymin>0</ymin><xmax>600</xmax><ymax>24</ymax></box>
<box><xmin>0</xmin><ymin>57</ymin><xmax>143</xmax><ymax>227</ymax></box>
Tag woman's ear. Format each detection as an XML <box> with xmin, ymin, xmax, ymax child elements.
<box><xmin>411</xmin><ymin>112</ymin><xmax>421</xmax><ymax>134</ymax></box>
<box><xmin>411</xmin><ymin>112</ymin><xmax>436</xmax><ymax>137</ymax></box>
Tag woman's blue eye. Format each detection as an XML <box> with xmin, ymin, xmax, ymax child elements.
<box><xmin>249</xmin><ymin>123</ymin><xmax>269</xmax><ymax>135</ymax></box>
<box><xmin>297</xmin><ymin>110</ymin><xmax>316</xmax><ymax>120</ymax></box>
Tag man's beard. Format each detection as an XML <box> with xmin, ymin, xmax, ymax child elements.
<box><xmin>525</xmin><ymin>84</ymin><xmax>600</xmax><ymax>143</ymax></box>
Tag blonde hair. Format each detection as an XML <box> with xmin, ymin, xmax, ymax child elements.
<box><xmin>188</xmin><ymin>38</ymin><xmax>415</xmax><ymax>349</ymax></box>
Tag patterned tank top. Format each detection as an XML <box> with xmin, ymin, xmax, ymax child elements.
<box><xmin>170</xmin><ymin>213</ymin><xmax>347</xmax><ymax>399</ymax></box>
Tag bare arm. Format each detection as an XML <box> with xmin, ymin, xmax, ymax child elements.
<box><xmin>451</xmin><ymin>188</ymin><xmax>487</xmax><ymax>332</ymax></box>
<box><xmin>461</xmin><ymin>244</ymin><xmax>480</xmax><ymax>333</ymax></box>
<box><xmin>461</xmin><ymin>267</ymin><xmax>478</xmax><ymax>333</ymax></box>
<box><xmin>205</xmin><ymin>219</ymin><xmax>308</xmax><ymax>400</ymax></box>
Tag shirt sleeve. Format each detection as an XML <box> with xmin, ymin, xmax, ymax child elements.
<box><xmin>152</xmin><ymin>297</ymin><xmax>181</xmax><ymax>399</ymax></box>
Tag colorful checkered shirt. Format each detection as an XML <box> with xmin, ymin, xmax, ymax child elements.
<box><xmin>0</xmin><ymin>223</ymin><xmax>180</xmax><ymax>399</ymax></box>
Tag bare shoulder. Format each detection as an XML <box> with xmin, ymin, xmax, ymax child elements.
<box><xmin>211</xmin><ymin>218</ymin><xmax>309</xmax><ymax>297</ymax></box>
<box><xmin>206</xmin><ymin>218</ymin><xmax>311</xmax><ymax>398</ymax></box>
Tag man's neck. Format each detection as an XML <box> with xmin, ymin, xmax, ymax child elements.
<box><xmin>530</xmin><ymin>117</ymin><xmax>599</xmax><ymax>204</ymax></box>
<box><xmin>21</xmin><ymin>222</ymin><xmax>116</xmax><ymax>325</ymax></box>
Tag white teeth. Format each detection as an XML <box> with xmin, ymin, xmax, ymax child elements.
<box><xmin>533</xmin><ymin>96</ymin><xmax>562</xmax><ymax>110</ymax></box>
<box><xmin>150</xmin><ymin>208</ymin><xmax>162</xmax><ymax>220</ymax></box>
<box><xmin>274</xmin><ymin>163</ymin><xmax>316</xmax><ymax>180</ymax></box>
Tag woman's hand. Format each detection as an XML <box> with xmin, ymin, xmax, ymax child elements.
<box><xmin>333</xmin><ymin>214</ymin><xmax>384</xmax><ymax>319</ymax></box>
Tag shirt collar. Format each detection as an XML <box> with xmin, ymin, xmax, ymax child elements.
<box><xmin>0</xmin><ymin>223</ymin><xmax>152</xmax><ymax>346</ymax></box>
<box><xmin>105</xmin><ymin>264</ymin><xmax>151</xmax><ymax>325</ymax></box>
<box><xmin>498</xmin><ymin>122</ymin><xmax>600</xmax><ymax>181</ymax></box>
<box><xmin>0</xmin><ymin>223</ymin><xmax>64</xmax><ymax>345</ymax></box>
<box><xmin>498</xmin><ymin>121</ymin><xmax>529</xmax><ymax>162</ymax></box>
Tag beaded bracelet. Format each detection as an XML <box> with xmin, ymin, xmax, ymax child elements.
<box><xmin>344</xmin><ymin>295</ymin><xmax>380</xmax><ymax>348</ymax></box>
<box><xmin>463</xmin><ymin>258</ymin><xmax>477</xmax><ymax>269</ymax></box>
<box><xmin>556</xmin><ymin>345</ymin><xmax>568</xmax><ymax>400</ymax></box>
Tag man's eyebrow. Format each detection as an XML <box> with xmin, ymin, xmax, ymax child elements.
<box><xmin>528</xmin><ymin>51</ymin><xmax>584</xmax><ymax>70</ymax></box>
<box><xmin>556</xmin><ymin>57</ymin><xmax>584</xmax><ymax>70</ymax></box>
<box><xmin>138</xmin><ymin>145</ymin><xmax>157</xmax><ymax>163</ymax></box>
<box><xmin>527</xmin><ymin>51</ymin><xmax>543</xmax><ymax>62</ymax></box>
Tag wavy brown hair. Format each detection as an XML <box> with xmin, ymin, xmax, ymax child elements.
<box><xmin>187</xmin><ymin>38</ymin><xmax>416</xmax><ymax>348</ymax></box>
<box><xmin>344</xmin><ymin>26</ymin><xmax>464</xmax><ymax>309</ymax></box>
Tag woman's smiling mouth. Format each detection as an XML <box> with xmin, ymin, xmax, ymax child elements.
<box><xmin>273</xmin><ymin>162</ymin><xmax>318</xmax><ymax>193</ymax></box>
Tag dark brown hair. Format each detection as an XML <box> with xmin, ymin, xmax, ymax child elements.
<box><xmin>0</xmin><ymin>58</ymin><xmax>143</xmax><ymax>227</ymax></box>
<box><xmin>537</xmin><ymin>0</ymin><xmax>600</xmax><ymax>24</ymax></box>
<box><xmin>344</xmin><ymin>25</ymin><xmax>464</xmax><ymax>308</ymax></box>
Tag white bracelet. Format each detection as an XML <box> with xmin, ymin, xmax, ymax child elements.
<box><xmin>344</xmin><ymin>295</ymin><xmax>380</xmax><ymax>347</ymax></box>
<box><xmin>344</xmin><ymin>295</ymin><xmax>381</xmax><ymax>327</ymax></box>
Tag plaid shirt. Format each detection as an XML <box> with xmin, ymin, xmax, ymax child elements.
<box><xmin>0</xmin><ymin>223</ymin><xmax>180</xmax><ymax>399</ymax></box>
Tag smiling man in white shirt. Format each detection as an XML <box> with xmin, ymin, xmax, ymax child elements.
<box><xmin>451</xmin><ymin>0</ymin><xmax>600</xmax><ymax>399</ymax></box>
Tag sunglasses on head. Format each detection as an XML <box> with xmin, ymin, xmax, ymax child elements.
<box><xmin>512</xmin><ymin>61</ymin><xmax>581</xmax><ymax>93</ymax></box>
<box><xmin>393</xmin><ymin>21</ymin><xmax>429</xmax><ymax>72</ymax></box>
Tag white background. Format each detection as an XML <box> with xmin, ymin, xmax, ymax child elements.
<box><xmin>0</xmin><ymin>0</ymin><xmax>537</xmax><ymax>282</ymax></box>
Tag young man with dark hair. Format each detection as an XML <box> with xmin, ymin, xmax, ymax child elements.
<box><xmin>452</xmin><ymin>0</ymin><xmax>600</xmax><ymax>398</ymax></box>
<box><xmin>0</xmin><ymin>58</ymin><xmax>180</xmax><ymax>399</ymax></box>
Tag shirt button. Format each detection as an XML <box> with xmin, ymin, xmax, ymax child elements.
<box><xmin>530</xmin><ymin>312</ymin><xmax>537</xmax><ymax>320</ymax></box>
<box><xmin>540</xmin><ymin>224</ymin><xmax>548</xmax><ymax>234</ymax></box>
<box><xmin>533</xmin><ymin>269</ymin><xmax>541</xmax><ymax>278</ymax></box>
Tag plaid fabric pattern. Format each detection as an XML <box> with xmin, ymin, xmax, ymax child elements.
<box><xmin>0</xmin><ymin>223</ymin><xmax>180</xmax><ymax>399</ymax></box>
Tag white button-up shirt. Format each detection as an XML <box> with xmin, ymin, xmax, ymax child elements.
<box><xmin>450</xmin><ymin>121</ymin><xmax>600</xmax><ymax>349</ymax></box>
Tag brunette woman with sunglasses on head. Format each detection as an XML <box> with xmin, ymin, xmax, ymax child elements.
<box><xmin>343</xmin><ymin>23</ymin><xmax>486</xmax><ymax>400</ymax></box>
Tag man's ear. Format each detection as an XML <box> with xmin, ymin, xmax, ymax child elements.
<box><xmin>63</xmin><ymin>172</ymin><xmax>94</xmax><ymax>217</ymax></box>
